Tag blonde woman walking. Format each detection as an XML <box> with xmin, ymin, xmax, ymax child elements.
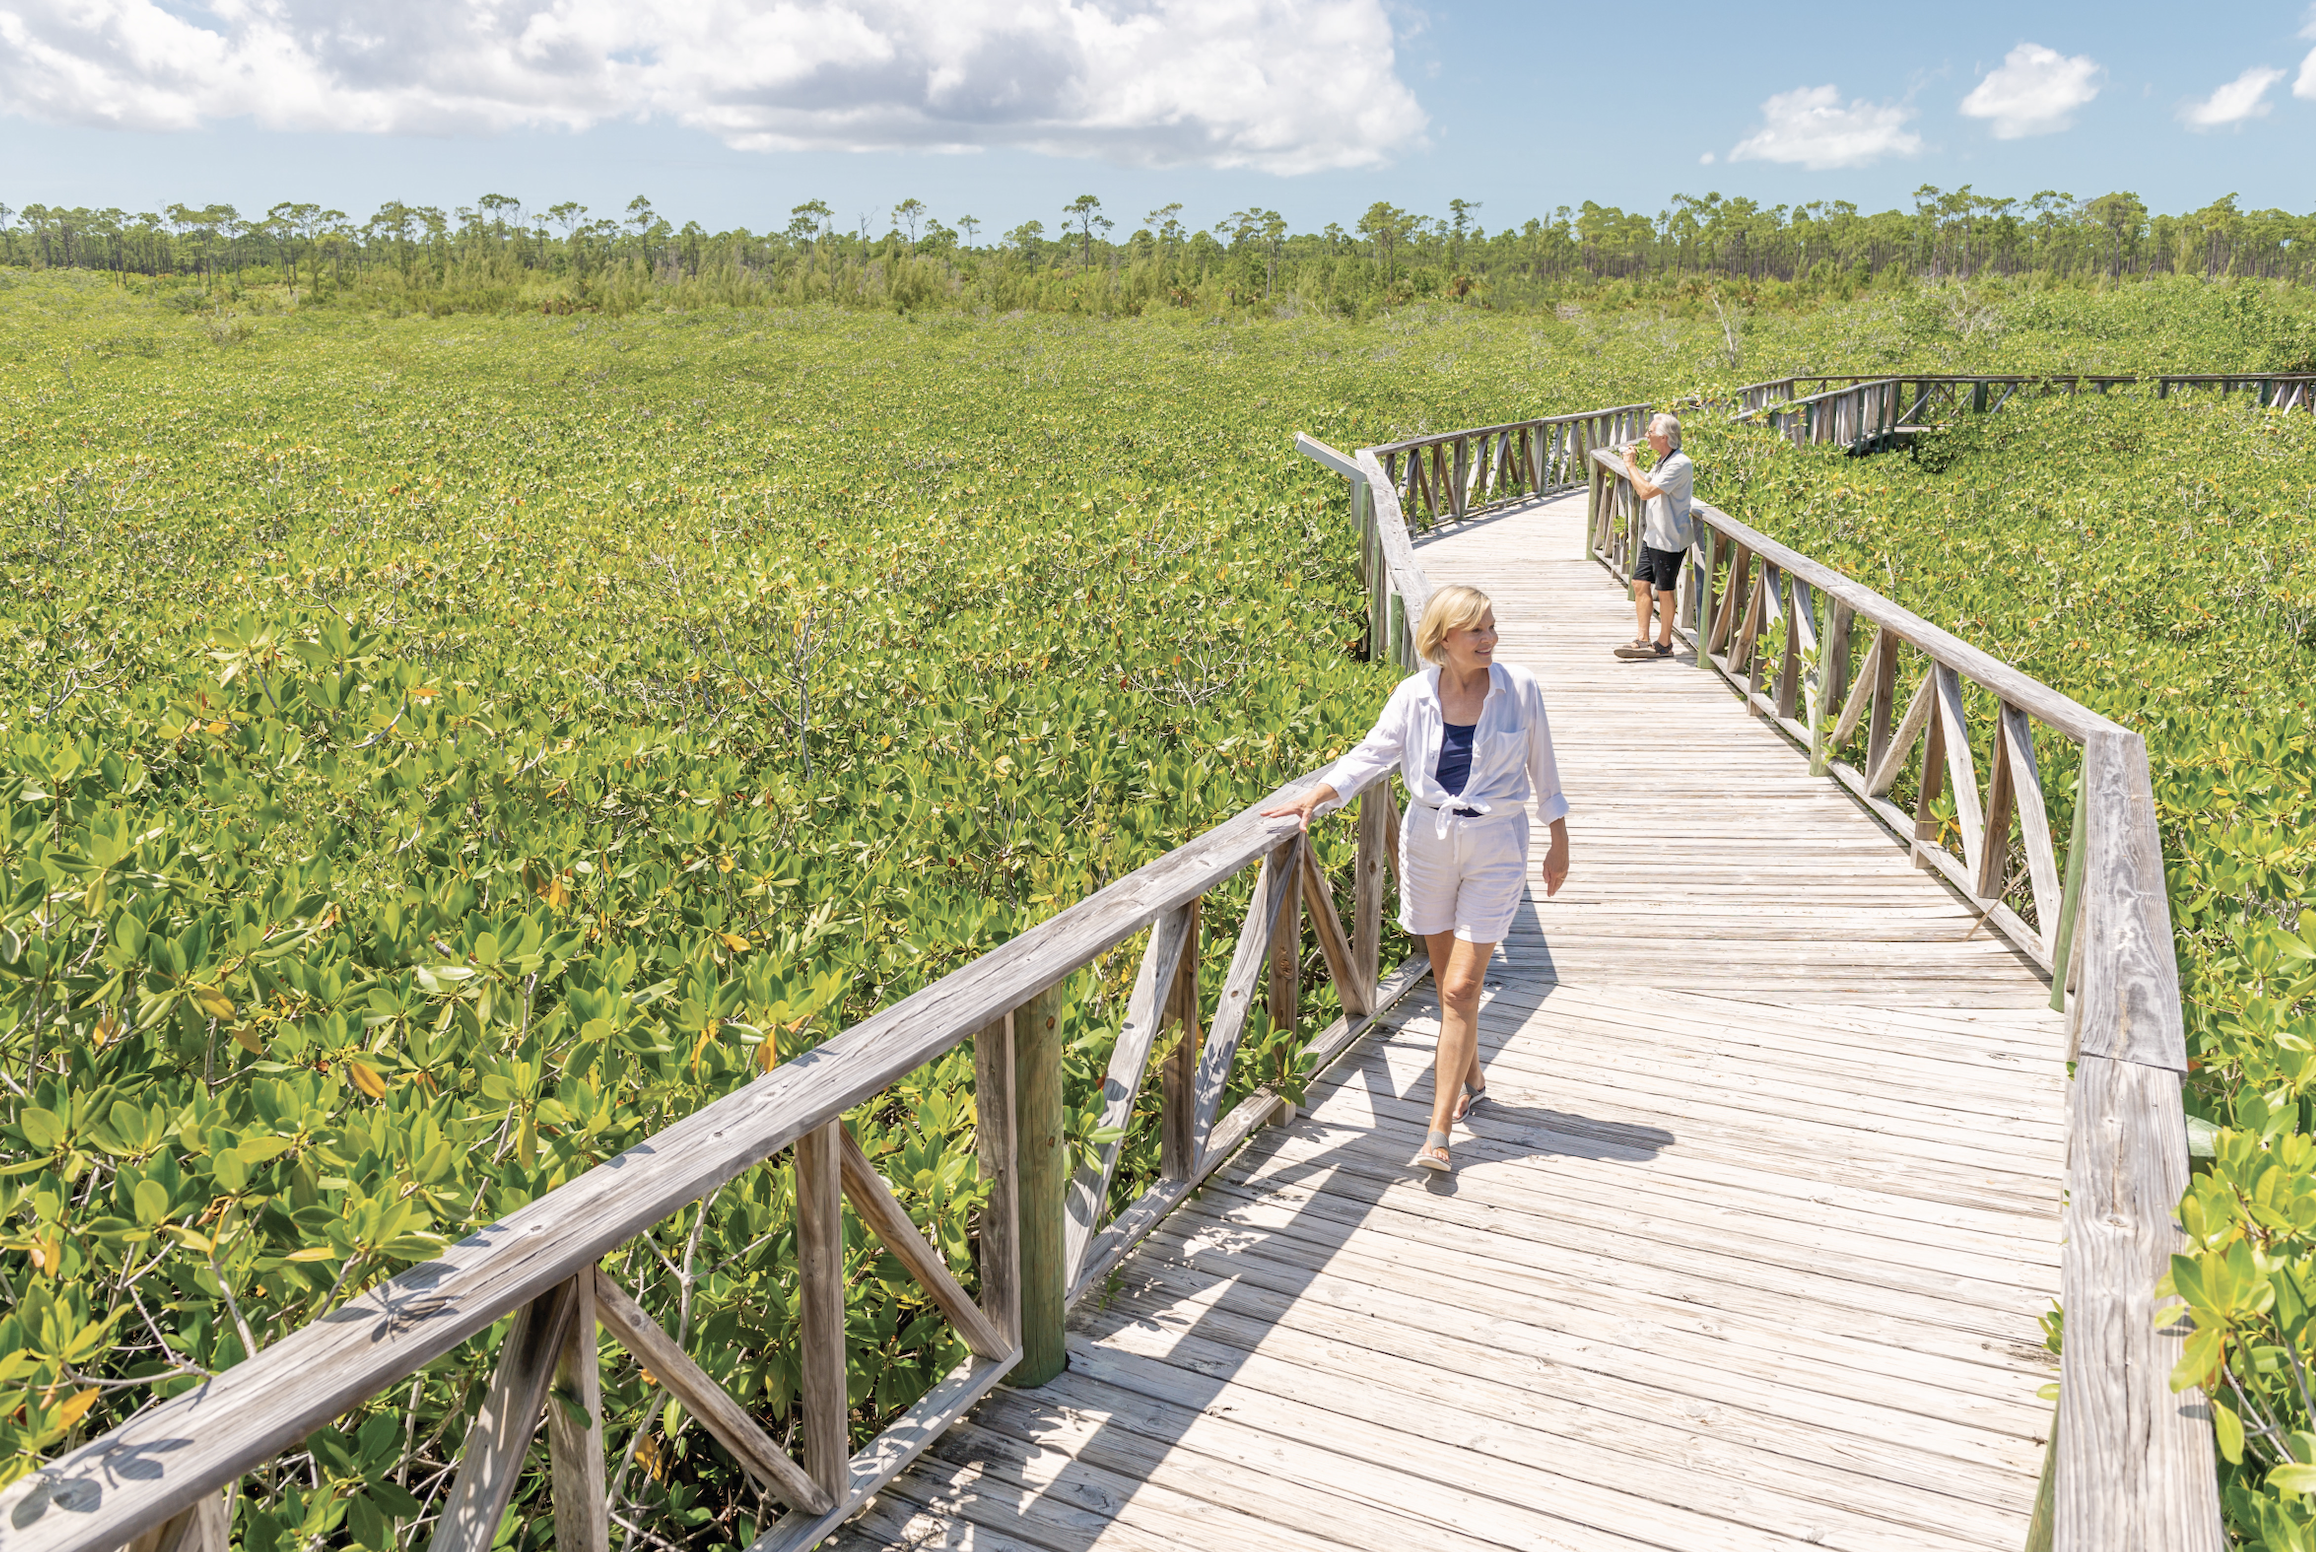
<box><xmin>1264</xmin><ymin>584</ymin><xmax>1570</xmax><ymax>1171</ymax></box>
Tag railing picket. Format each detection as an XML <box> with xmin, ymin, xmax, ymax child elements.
<box><xmin>124</xmin><ymin>1495</ymin><xmax>228</xmax><ymax>1552</ymax></box>
<box><xmin>1190</xmin><ymin>840</ymin><xmax>1298</xmax><ymax>1162</ymax></box>
<box><xmin>547</xmin><ymin>1270</ymin><xmax>608</xmax><ymax>1552</ymax></box>
<box><xmin>1865</xmin><ymin>631</ymin><xmax>1902</xmax><ymax>779</ymax></box>
<box><xmin>840</xmin><ymin>1126</ymin><xmax>1013</xmax><ymax>1360</ymax></box>
<box><xmin>1267</xmin><ymin>837</ymin><xmax>1303</xmax><ymax>1063</ymax></box>
<box><xmin>1932</xmin><ymin>666</ymin><xmax>1988</xmax><ymax>880</ymax></box>
<box><xmin>1297</xmin><ymin>832</ymin><xmax>1368</xmax><ymax>1018</ymax></box>
<box><xmin>1692</xmin><ymin>528</ymin><xmax>1713</xmax><ymax>667</ymax></box>
<box><xmin>1729</xmin><ymin>560</ymin><xmax>1764</xmax><ymax>673</ymax></box>
<box><xmin>2001</xmin><ymin>707</ymin><xmax>2065</xmax><ymax>948</ymax></box>
<box><xmin>591</xmin><ymin>1269</ymin><xmax>831</xmax><ymax>1515</ymax></box>
<box><xmin>1867</xmin><ymin>667</ymin><xmax>1937</xmax><ymax>797</ymax></box>
<box><xmin>1710</xmin><ymin>545</ymin><xmax>1751</xmax><ymax>655</ymax></box>
<box><xmin>1780</xmin><ymin>576</ymin><xmax>1815</xmax><ymax>723</ymax></box>
<box><xmin>1063</xmin><ymin>906</ymin><xmax>1195</xmax><ymax>1287</ymax></box>
<box><xmin>1353</xmin><ymin>783</ymin><xmax>1387</xmax><ymax>993</ymax></box>
<box><xmin>1979</xmin><ymin>703</ymin><xmax>2020</xmax><ymax>902</ymax></box>
<box><xmin>1829</xmin><ymin>623</ymin><xmax>1882</xmax><ymax>750</ymax></box>
<box><xmin>2049</xmin><ymin>778</ymin><xmax>2091</xmax><ymax>1014</ymax></box>
<box><xmin>426</xmin><ymin>1278</ymin><xmax>586</xmax><ymax>1552</ymax></box>
<box><xmin>1913</xmin><ymin>682</ymin><xmax>1948</xmax><ymax>868</ymax></box>
<box><xmin>1160</xmin><ymin>902</ymin><xmax>1202</xmax><ymax>1183</ymax></box>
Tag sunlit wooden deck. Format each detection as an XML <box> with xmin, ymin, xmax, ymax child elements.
<box><xmin>827</xmin><ymin>489</ymin><xmax>2066</xmax><ymax>1551</ymax></box>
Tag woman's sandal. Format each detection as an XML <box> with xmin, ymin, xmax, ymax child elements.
<box><xmin>1412</xmin><ymin>1128</ymin><xmax>1453</xmax><ymax>1172</ymax></box>
<box><xmin>1458</xmin><ymin>1081</ymin><xmax>1490</xmax><ymax>1122</ymax></box>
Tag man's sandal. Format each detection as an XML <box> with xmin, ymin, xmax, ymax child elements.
<box><xmin>1412</xmin><ymin>1129</ymin><xmax>1453</xmax><ymax>1172</ymax></box>
<box><xmin>1613</xmin><ymin>639</ymin><xmax>1657</xmax><ymax>661</ymax></box>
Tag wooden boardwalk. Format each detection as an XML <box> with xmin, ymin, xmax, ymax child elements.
<box><xmin>828</xmin><ymin>491</ymin><xmax>2067</xmax><ymax>1551</ymax></box>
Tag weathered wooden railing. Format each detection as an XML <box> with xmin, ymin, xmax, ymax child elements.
<box><xmin>1590</xmin><ymin>443</ymin><xmax>2223</xmax><ymax>1550</ymax></box>
<box><xmin>1734</xmin><ymin>371</ymin><xmax>2316</xmax><ymax>454</ymax></box>
<box><xmin>1363</xmin><ymin>404</ymin><xmax>1650</xmax><ymax>533</ymax></box>
<box><xmin>3</xmin><ymin>770</ymin><xmax>1422</xmax><ymax>1552</ymax></box>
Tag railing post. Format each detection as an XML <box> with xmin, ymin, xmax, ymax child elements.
<box><xmin>1011</xmin><ymin>981</ymin><xmax>1068</xmax><ymax>1385</ymax></box>
<box><xmin>547</xmin><ymin>1269</ymin><xmax>608</xmax><ymax>1552</ymax></box>
<box><xmin>2056</xmin><ymin>731</ymin><xmax>2221</xmax><ymax>1551</ymax></box>
<box><xmin>795</xmin><ymin>1120</ymin><xmax>850</xmax><ymax>1496</ymax></box>
<box><xmin>972</xmin><ymin>1015</ymin><xmax>1020</xmax><ymax>1345</ymax></box>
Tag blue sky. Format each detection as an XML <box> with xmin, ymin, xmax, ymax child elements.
<box><xmin>1</xmin><ymin>0</ymin><xmax>2309</xmax><ymax>238</ymax></box>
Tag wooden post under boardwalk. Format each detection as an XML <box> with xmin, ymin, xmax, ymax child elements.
<box><xmin>1011</xmin><ymin>981</ymin><xmax>1068</xmax><ymax>1385</ymax></box>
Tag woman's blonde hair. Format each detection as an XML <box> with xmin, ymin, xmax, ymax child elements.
<box><xmin>1415</xmin><ymin>584</ymin><xmax>1494</xmax><ymax>665</ymax></box>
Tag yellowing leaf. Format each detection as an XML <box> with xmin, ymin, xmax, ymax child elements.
<box><xmin>50</xmin><ymin>1388</ymin><xmax>99</xmax><ymax>1432</ymax></box>
<box><xmin>232</xmin><ymin>1024</ymin><xmax>267</xmax><ymax>1056</ymax></box>
<box><xmin>191</xmin><ymin>986</ymin><xmax>235</xmax><ymax>1021</ymax></box>
<box><xmin>346</xmin><ymin>1059</ymin><xmax>389</xmax><ymax>1100</ymax></box>
<box><xmin>283</xmin><ymin>1246</ymin><xmax>337</xmax><ymax>1263</ymax></box>
<box><xmin>721</xmin><ymin>932</ymin><xmax>749</xmax><ymax>952</ymax></box>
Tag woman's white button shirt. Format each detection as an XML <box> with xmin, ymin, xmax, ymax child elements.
<box><xmin>1319</xmin><ymin>663</ymin><xmax>1569</xmax><ymax>836</ymax></box>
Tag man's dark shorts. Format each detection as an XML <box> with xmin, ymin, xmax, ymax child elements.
<box><xmin>1634</xmin><ymin>544</ymin><xmax>1685</xmax><ymax>594</ymax></box>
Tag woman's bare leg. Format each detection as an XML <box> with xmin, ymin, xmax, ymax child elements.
<box><xmin>1422</xmin><ymin>932</ymin><xmax>1496</xmax><ymax>1161</ymax></box>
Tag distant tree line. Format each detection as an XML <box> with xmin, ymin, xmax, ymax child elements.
<box><xmin>1</xmin><ymin>185</ymin><xmax>2308</xmax><ymax>318</ymax></box>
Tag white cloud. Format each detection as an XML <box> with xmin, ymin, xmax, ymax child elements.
<box><xmin>1699</xmin><ymin>151</ymin><xmax>1716</xmax><ymax>164</ymax></box>
<box><xmin>1728</xmin><ymin>85</ymin><xmax>1921</xmax><ymax>170</ymax></box>
<box><xmin>1958</xmin><ymin>43</ymin><xmax>2101</xmax><ymax>137</ymax></box>
<box><xmin>2180</xmin><ymin>65</ymin><xmax>2285</xmax><ymax>127</ymax></box>
<box><xmin>0</xmin><ymin>0</ymin><xmax>1427</xmax><ymax>173</ymax></box>
<box><xmin>2296</xmin><ymin>7</ymin><xmax>2316</xmax><ymax>101</ymax></box>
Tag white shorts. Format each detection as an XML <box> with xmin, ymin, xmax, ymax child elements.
<box><xmin>1398</xmin><ymin>805</ymin><xmax>1531</xmax><ymax>944</ymax></box>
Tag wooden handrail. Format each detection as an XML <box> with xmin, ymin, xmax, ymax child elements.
<box><xmin>1315</xmin><ymin>405</ymin><xmax>1652</xmax><ymax>538</ymax></box>
<box><xmin>1585</xmin><ymin>445</ymin><xmax>2222</xmax><ymax>1550</ymax></box>
<box><xmin>1733</xmin><ymin>371</ymin><xmax>2316</xmax><ymax>439</ymax></box>
<box><xmin>2</xmin><ymin>745</ymin><xmax>1423</xmax><ymax>1552</ymax></box>
<box><xmin>1362</xmin><ymin>402</ymin><xmax>1655</xmax><ymax>458</ymax></box>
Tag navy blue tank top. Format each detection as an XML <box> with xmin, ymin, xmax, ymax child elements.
<box><xmin>1435</xmin><ymin>722</ymin><xmax>1477</xmax><ymax>797</ymax></box>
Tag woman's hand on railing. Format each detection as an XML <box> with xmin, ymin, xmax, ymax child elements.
<box><xmin>1260</xmin><ymin>784</ymin><xmax>1339</xmax><ymax>831</ymax></box>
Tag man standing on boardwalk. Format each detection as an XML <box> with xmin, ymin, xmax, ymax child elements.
<box><xmin>1614</xmin><ymin>412</ymin><xmax>1695</xmax><ymax>661</ymax></box>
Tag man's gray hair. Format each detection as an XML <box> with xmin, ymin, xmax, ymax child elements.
<box><xmin>1650</xmin><ymin>411</ymin><xmax>1683</xmax><ymax>450</ymax></box>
